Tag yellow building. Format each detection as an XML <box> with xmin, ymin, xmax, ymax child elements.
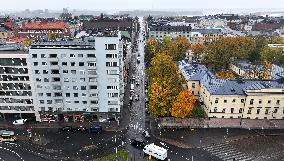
<box><xmin>179</xmin><ymin>60</ymin><xmax>284</xmax><ymax>120</ymax></box>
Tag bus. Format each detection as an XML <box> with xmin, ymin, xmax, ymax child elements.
<box><xmin>0</xmin><ymin>130</ymin><xmax>16</xmax><ymax>142</ymax></box>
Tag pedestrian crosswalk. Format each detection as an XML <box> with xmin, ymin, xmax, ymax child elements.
<box><xmin>202</xmin><ymin>143</ymin><xmax>254</xmax><ymax>161</ymax></box>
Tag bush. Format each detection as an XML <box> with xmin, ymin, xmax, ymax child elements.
<box><xmin>190</xmin><ymin>106</ymin><xmax>205</xmax><ymax>118</ymax></box>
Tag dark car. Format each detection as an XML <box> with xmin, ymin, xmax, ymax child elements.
<box><xmin>130</xmin><ymin>138</ymin><xmax>145</xmax><ymax>148</ymax></box>
<box><xmin>59</xmin><ymin>126</ymin><xmax>74</xmax><ymax>132</ymax></box>
<box><xmin>76</xmin><ymin>126</ymin><xmax>88</xmax><ymax>132</ymax></box>
<box><xmin>89</xmin><ymin>124</ymin><xmax>102</xmax><ymax>134</ymax></box>
<box><xmin>107</xmin><ymin>117</ymin><xmax>116</xmax><ymax>121</ymax></box>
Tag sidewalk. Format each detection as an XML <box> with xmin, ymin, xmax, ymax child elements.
<box><xmin>158</xmin><ymin>117</ymin><xmax>284</xmax><ymax>129</ymax></box>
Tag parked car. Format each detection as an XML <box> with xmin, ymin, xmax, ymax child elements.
<box><xmin>60</xmin><ymin>126</ymin><xmax>74</xmax><ymax>132</ymax></box>
<box><xmin>76</xmin><ymin>126</ymin><xmax>88</xmax><ymax>132</ymax></box>
<box><xmin>107</xmin><ymin>117</ymin><xmax>116</xmax><ymax>121</ymax></box>
<box><xmin>135</xmin><ymin>80</ymin><xmax>139</xmax><ymax>86</ymax></box>
<box><xmin>131</xmin><ymin>138</ymin><xmax>145</xmax><ymax>149</ymax></box>
<box><xmin>135</xmin><ymin>94</ymin><xmax>139</xmax><ymax>101</ymax></box>
<box><xmin>0</xmin><ymin>130</ymin><xmax>16</xmax><ymax>142</ymax></box>
<box><xmin>13</xmin><ymin>119</ymin><xmax>27</xmax><ymax>125</ymax></box>
<box><xmin>89</xmin><ymin>124</ymin><xmax>102</xmax><ymax>134</ymax></box>
<box><xmin>143</xmin><ymin>130</ymin><xmax>150</xmax><ymax>138</ymax></box>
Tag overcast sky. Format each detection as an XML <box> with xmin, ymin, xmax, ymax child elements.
<box><xmin>1</xmin><ymin>0</ymin><xmax>283</xmax><ymax>11</ymax></box>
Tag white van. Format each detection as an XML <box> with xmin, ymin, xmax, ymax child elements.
<box><xmin>13</xmin><ymin>119</ymin><xmax>27</xmax><ymax>125</ymax></box>
<box><xmin>130</xmin><ymin>84</ymin><xmax>134</xmax><ymax>91</ymax></box>
<box><xmin>143</xmin><ymin>143</ymin><xmax>167</xmax><ymax>160</ymax></box>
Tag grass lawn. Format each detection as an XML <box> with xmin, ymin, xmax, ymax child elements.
<box><xmin>94</xmin><ymin>149</ymin><xmax>128</xmax><ymax>161</ymax></box>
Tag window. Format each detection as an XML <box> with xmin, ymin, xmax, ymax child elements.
<box><xmin>38</xmin><ymin>93</ymin><xmax>43</xmax><ymax>96</ymax></box>
<box><xmin>51</xmin><ymin>62</ymin><xmax>58</xmax><ymax>65</ymax></box>
<box><xmin>257</xmin><ymin>109</ymin><xmax>260</xmax><ymax>114</ymax></box>
<box><xmin>46</xmin><ymin>93</ymin><xmax>51</xmax><ymax>96</ymax></box>
<box><xmin>241</xmin><ymin>99</ymin><xmax>245</xmax><ymax>103</ymax></box>
<box><xmin>239</xmin><ymin>108</ymin><xmax>243</xmax><ymax>113</ymax></box>
<box><xmin>231</xmin><ymin>108</ymin><xmax>234</xmax><ymax>113</ymax></box>
<box><xmin>82</xmin><ymin>93</ymin><xmax>87</xmax><ymax>97</ymax></box>
<box><xmin>63</xmin><ymin>70</ymin><xmax>68</xmax><ymax>73</ymax></box>
<box><xmin>91</xmin><ymin>100</ymin><xmax>98</xmax><ymax>104</ymax></box>
<box><xmin>80</xmin><ymin>78</ymin><xmax>85</xmax><ymax>82</ymax></box>
<box><xmin>259</xmin><ymin>99</ymin><xmax>262</xmax><ymax>104</ymax></box>
<box><xmin>74</xmin><ymin>101</ymin><xmax>79</xmax><ymax>104</ymax></box>
<box><xmin>71</xmin><ymin>70</ymin><xmax>76</xmax><ymax>74</ymax></box>
<box><xmin>61</xmin><ymin>54</ymin><xmax>66</xmax><ymax>58</ymax></box>
<box><xmin>89</xmin><ymin>77</ymin><xmax>97</xmax><ymax>82</ymax></box>
<box><xmin>44</xmin><ymin>78</ymin><xmax>49</xmax><ymax>82</ymax></box>
<box><xmin>106</xmin><ymin>54</ymin><xmax>112</xmax><ymax>58</ymax></box>
<box><xmin>35</xmin><ymin>70</ymin><xmax>40</xmax><ymax>74</ymax></box>
<box><xmin>47</xmin><ymin>100</ymin><xmax>52</xmax><ymax>104</ymax></box>
<box><xmin>66</xmin><ymin>93</ymin><xmax>70</xmax><ymax>97</ymax></box>
<box><xmin>232</xmin><ymin>99</ymin><xmax>236</xmax><ymax>103</ymax></box>
<box><xmin>248</xmin><ymin>108</ymin><xmax>252</xmax><ymax>114</ymax></box>
<box><xmin>70</xmin><ymin>54</ymin><xmax>75</xmax><ymax>58</ymax></box>
<box><xmin>222</xmin><ymin>108</ymin><xmax>226</xmax><ymax>113</ymax></box>
<box><xmin>71</xmin><ymin>62</ymin><xmax>75</xmax><ymax>66</ymax></box>
<box><xmin>105</xmin><ymin>44</ymin><xmax>116</xmax><ymax>50</ymax></box>
<box><xmin>113</xmin><ymin>62</ymin><xmax>118</xmax><ymax>66</ymax></box>
<box><xmin>42</xmin><ymin>62</ymin><xmax>47</xmax><ymax>66</ymax></box>
<box><xmin>39</xmin><ymin>100</ymin><xmax>44</xmax><ymax>104</ymax></box>
<box><xmin>49</xmin><ymin>54</ymin><xmax>57</xmax><ymax>58</ymax></box>
<box><xmin>62</xmin><ymin>62</ymin><xmax>67</xmax><ymax>66</ymax></box>
<box><xmin>106</xmin><ymin>62</ymin><xmax>111</xmax><ymax>66</ymax></box>
<box><xmin>88</xmin><ymin>70</ymin><xmax>97</xmax><ymax>75</ymax></box>
<box><xmin>79</xmin><ymin>70</ymin><xmax>85</xmax><ymax>75</ymax></box>
<box><xmin>78</xmin><ymin>54</ymin><xmax>83</xmax><ymax>57</ymax></box>
<box><xmin>265</xmin><ymin>108</ymin><xmax>269</xmax><ymax>115</ymax></box>
<box><xmin>73</xmin><ymin>86</ymin><xmax>78</xmax><ymax>90</ymax></box>
<box><xmin>74</xmin><ymin>93</ymin><xmax>78</xmax><ymax>97</ymax></box>
<box><xmin>215</xmin><ymin>99</ymin><xmax>219</xmax><ymax>103</ymax></box>
<box><xmin>41</xmin><ymin>54</ymin><xmax>46</xmax><ymax>58</ymax></box>
<box><xmin>88</xmin><ymin>62</ymin><xmax>96</xmax><ymax>66</ymax></box>
<box><xmin>33</xmin><ymin>62</ymin><xmax>38</xmax><ymax>66</ymax></box>
<box><xmin>214</xmin><ymin>107</ymin><xmax>217</xmax><ymax>112</ymax></box>
<box><xmin>32</xmin><ymin>54</ymin><xmax>37</xmax><ymax>58</ymax></box>
<box><xmin>224</xmin><ymin>100</ymin><xmax>227</xmax><ymax>103</ymax></box>
<box><xmin>87</xmin><ymin>54</ymin><xmax>96</xmax><ymax>58</ymax></box>
<box><xmin>64</xmin><ymin>78</ymin><xmax>69</xmax><ymax>82</ymax></box>
<box><xmin>192</xmin><ymin>83</ymin><xmax>196</xmax><ymax>88</ymax></box>
<box><xmin>90</xmin><ymin>85</ymin><xmax>97</xmax><ymax>89</ymax></box>
<box><xmin>250</xmin><ymin>99</ymin><xmax>254</xmax><ymax>105</ymax></box>
<box><xmin>83</xmin><ymin>101</ymin><xmax>87</xmax><ymax>104</ymax></box>
<box><xmin>81</xmin><ymin>86</ymin><xmax>86</xmax><ymax>90</ymax></box>
<box><xmin>43</xmin><ymin>70</ymin><xmax>48</xmax><ymax>74</ymax></box>
<box><xmin>79</xmin><ymin>62</ymin><xmax>84</xmax><ymax>66</ymax></box>
<box><xmin>276</xmin><ymin>100</ymin><xmax>280</xmax><ymax>105</ymax></box>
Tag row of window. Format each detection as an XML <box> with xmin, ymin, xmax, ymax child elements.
<box><xmin>37</xmin><ymin>84</ymin><xmax>97</xmax><ymax>90</ymax></box>
<box><xmin>34</xmin><ymin>69</ymin><xmax>97</xmax><ymax>75</ymax></box>
<box><xmin>214</xmin><ymin>98</ymin><xmax>281</xmax><ymax>105</ymax></box>
<box><xmin>213</xmin><ymin>107</ymin><xmax>283</xmax><ymax>115</ymax></box>
<box><xmin>38</xmin><ymin>92</ymin><xmax>98</xmax><ymax>98</ymax></box>
<box><xmin>34</xmin><ymin>61</ymin><xmax>96</xmax><ymax>67</ymax></box>
<box><xmin>39</xmin><ymin>100</ymin><xmax>98</xmax><ymax>104</ymax></box>
<box><xmin>32</xmin><ymin>54</ymin><xmax>96</xmax><ymax>58</ymax></box>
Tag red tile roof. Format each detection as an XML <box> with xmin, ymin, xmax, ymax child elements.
<box><xmin>21</xmin><ymin>21</ymin><xmax>69</xmax><ymax>30</ymax></box>
<box><xmin>4</xmin><ymin>19</ymin><xmax>14</xmax><ymax>30</ymax></box>
<box><xmin>5</xmin><ymin>36</ymin><xmax>27</xmax><ymax>44</ymax></box>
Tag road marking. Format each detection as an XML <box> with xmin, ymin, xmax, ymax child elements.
<box><xmin>0</xmin><ymin>146</ymin><xmax>24</xmax><ymax>161</ymax></box>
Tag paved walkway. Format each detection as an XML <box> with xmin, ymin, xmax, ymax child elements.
<box><xmin>158</xmin><ymin>117</ymin><xmax>284</xmax><ymax>129</ymax></box>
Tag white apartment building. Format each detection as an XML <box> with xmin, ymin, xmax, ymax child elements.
<box><xmin>0</xmin><ymin>43</ymin><xmax>40</xmax><ymax>121</ymax></box>
<box><xmin>29</xmin><ymin>32</ymin><xmax>124</xmax><ymax>118</ymax></box>
<box><xmin>179</xmin><ymin>60</ymin><xmax>284</xmax><ymax>120</ymax></box>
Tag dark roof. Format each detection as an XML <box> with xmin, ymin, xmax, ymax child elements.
<box><xmin>150</xmin><ymin>25</ymin><xmax>191</xmax><ymax>32</ymax></box>
<box><xmin>192</xmin><ymin>29</ymin><xmax>222</xmax><ymax>34</ymax></box>
<box><xmin>31</xmin><ymin>40</ymin><xmax>95</xmax><ymax>49</ymax></box>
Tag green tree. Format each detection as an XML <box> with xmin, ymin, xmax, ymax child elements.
<box><xmin>191</xmin><ymin>43</ymin><xmax>206</xmax><ymax>62</ymax></box>
<box><xmin>260</xmin><ymin>47</ymin><xmax>284</xmax><ymax>65</ymax></box>
<box><xmin>144</xmin><ymin>37</ymin><xmax>160</xmax><ymax>67</ymax></box>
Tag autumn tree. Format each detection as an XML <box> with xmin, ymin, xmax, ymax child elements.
<box><xmin>216</xmin><ymin>70</ymin><xmax>236</xmax><ymax>80</ymax></box>
<box><xmin>23</xmin><ymin>38</ymin><xmax>32</xmax><ymax>46</ymax></box>
<box><xmin>204</xmin><ymin>36</ymin><xmax>256</xmax><ymax>71</ymax></box>
<box><xmin>170</xmin><ymin>90</ymin><xmax>196</xmax><ymax>118</ymax></box>
<box><xmin>168</xmin><ymin>36</ymin><xmax>191</xmax><ymax>61</ymax></box>
<box><xmin>260</xmin><ymin>47</ymin><xmax>284</xmax><ymax>65</ymax></box>
<box><xmin>148</xmin><ymin>78</ymin><xmax>179</xmax><ymax>117</ymax></box>
<box><xmin>191</xmin><ymin>43</ymin><xmax>206</xmax><ymax>63</ymax></box>
<box><xmin>144</xmin><ymin>37</ymin><xmax>160</xmax><ymax>67</ymax></box>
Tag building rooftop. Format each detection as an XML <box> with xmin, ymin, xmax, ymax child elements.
<box><xmin>179</xmin><ymin>60</ymin><xmax>284</xmax><ymax>95</ymax></box>
<box><xmin>0</xmin><ymin>42</ymin><xmax>26</xmax><ymax>54</ymax></box>
<box><xmin>31</xmin><ymin>40</ymin><xmax>95</xmax><ymax>49</ymax></box>
<box><xmin>21</xmin><ymin>21</ymin><xmax>69</xmax><ymax>30</ymax></box>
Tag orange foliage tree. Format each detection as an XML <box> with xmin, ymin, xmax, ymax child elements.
<box><xmin>170</xmin><ymin>90</ymin><xmax>196</xmax><ymax>118</ymax></box>
<box><xmin>216</xmin><ymin>70</ymin><xmax>236</xmax><ymax>80</ymax></box>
